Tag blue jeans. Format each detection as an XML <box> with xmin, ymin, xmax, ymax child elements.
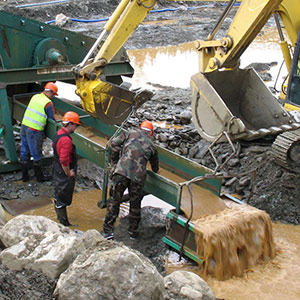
<box><xmin>20</xmin><ymin>125</ymin><xmax>44</xmax><ymax>162</ymax></box>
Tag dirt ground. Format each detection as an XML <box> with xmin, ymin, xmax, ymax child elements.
<box><xmin>0</xmin><ymin>0</ymin><xmax>299</xmax><ymax>299</ymax></box>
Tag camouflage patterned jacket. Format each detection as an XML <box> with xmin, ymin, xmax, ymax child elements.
<box><xmin>110</xmin><ymin>128</ymin><xmax>159</xmax><ymax>184</ymax></box>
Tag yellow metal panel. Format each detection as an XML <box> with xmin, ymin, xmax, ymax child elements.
<box><xmin>277</xmin><ymin>0</ymin><xmax>300</xmax><ymax>46</ymax></box>
<box><xmin>94</xmin><ymin>0</ymin><xmax>156</xmax><ymax>64</ymax></box>
<box><xmin>197</xmin><ymin>0</ymin><xmax>283</xmax><ymax>73</ymax></box>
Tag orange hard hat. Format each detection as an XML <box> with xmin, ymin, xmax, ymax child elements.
<box><xmin>44</xmin><ymin>82</ymin><xmax>58</xmax><ymax>95</ymax></box>
<box><xmin>62</xmin><ymin>111</ymin><xmax>80</xmax><ymax>125</ymax></box>
<box><xmin>140</xmin><ymin>120</ymin><xmax>154</xmax><ymax>136</ymax></box>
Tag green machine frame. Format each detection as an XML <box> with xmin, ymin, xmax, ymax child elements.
<box><xmin>0</xmin><ymin>10</ymin><xmax>134</xmax><ymax>172</ymax></box>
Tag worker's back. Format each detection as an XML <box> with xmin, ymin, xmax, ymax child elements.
<box><xmin>112</xmin><ymin>128</ymin><xmax>158</xmax><ymax>183</ymax></box>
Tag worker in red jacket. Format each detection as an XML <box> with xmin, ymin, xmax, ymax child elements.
<box><xmin>52</xmin><ymin>111</ymin><xmax>80</xmax><ymax>226</ymax></box>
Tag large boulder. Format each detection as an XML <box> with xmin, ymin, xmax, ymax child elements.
<box><xmin>163</xmin><ymin>271</ymin><xmax>216</xmax><ymax>300</ymax></box>
<box><xmin>0</xmin><ymin>215</ymin><xmax>86</xmax><ymax>279</ymax></box>
<box><xmin>0</xmin><ymin>232</ymin><xmax>85</xmax><ymax>279</ymax></box>
<box><xmin>0</xmin><ymin>204</ymin><xmax>6</xmax><ymax>228</ymax></box>
<box><xmin>54</xmin><ymin>244</ymin><xmax>164</xmax><ymax>300</ymax></box>
<box><xmin>0</xmin><ymin>215</ymin><xmax>74</xmax><ymax>248</ymax></box>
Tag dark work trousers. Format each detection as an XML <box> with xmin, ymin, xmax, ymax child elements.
<box><xmin>103</xmin><ymin>173</ymin><xmax>144</xmax><ymax>234</ymax></box>
<box><xmin>20</xmin><ymin>125</ymin><xmax>44</xmax><ymax>162</ymax></box>
<box><xmin>52</xmin><ymin>133</ymin><xmax>77</xmax><ymax>208</ymax></box>
<box><xmin>53</xmin><ymin>171</ymin><xmax>75</xmax><ymax>208</ymax></box>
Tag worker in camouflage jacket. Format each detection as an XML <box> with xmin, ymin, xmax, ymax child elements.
<box><xmin>102</xmin><ymin>120</ymin><xmax>160</xmax><ymax>240</ymax></box>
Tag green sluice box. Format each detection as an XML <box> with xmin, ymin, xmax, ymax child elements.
<box><xmin>163</xmin><ymin>209</ymin><xmax>204</xmax><ymax>265</ymax></box>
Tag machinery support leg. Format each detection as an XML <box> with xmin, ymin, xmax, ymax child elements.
<box><xmin>0</xmin><ymin>83</ymin><xmax>18</xmax><ymax>164</ymax></box>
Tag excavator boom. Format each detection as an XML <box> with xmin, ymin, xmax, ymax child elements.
<box><xmin>197</xmin><ymin>0</ymin><xmax>282</xmax><ymax>72</ymax></box>
<box><xmin>74</xmin><ymin>0</ymin><xmax>300</xmax><ymax>172</ymax></box>
<box><xmin>74</xmin><ymin>0</ymin><xmax>157</xmax><ymax>124</ymax></box>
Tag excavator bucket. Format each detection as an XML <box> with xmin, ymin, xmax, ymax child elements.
<box><xmin>191</xmin><ymin>68</ymin><xmax>300</xmax><ymax>142</ymax></box>
<box><xmin>76</xmin><ymin>78</ymin><xmax>153</xmax><ymax>125</ymax></box>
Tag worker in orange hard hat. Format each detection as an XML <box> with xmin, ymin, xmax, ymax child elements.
<box><xmin>20</xmin><ymin>82</ymin><xmax>58</xmax><ymax>183</ymax></box>
<box><xmin>44</xmin><ymin>82</ymin><xmax>58</xmax><ymax>96</ymax></box>
<box><xmin>52</xmin><ymin>111</ymin><xmax>80</xmax><ymax>226</ymax></box>
<box><xmin>102</xmin><ymin>120</ymin><xmax>160</xmax><ymax>240</ymax></box>
<box><xmin>139</xmin><ymin>120</ymin><xmax>154</xmax><ymax>136</ymax></box>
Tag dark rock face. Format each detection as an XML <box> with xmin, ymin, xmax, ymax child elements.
<box><xmin>0</xmin><ymin>265</ymin><xmax>56</xmax><ymax>300</ymax></box>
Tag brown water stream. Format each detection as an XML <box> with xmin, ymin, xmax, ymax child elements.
<box><xmin>166</xmin><ymin>222</ymin><xmax>300</xmax><ymax>300</ymax></box>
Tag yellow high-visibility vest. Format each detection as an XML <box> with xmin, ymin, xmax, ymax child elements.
<box><xmin>22</xmin><ymin>93</ymin><xmax>51</xmax><ymax>131</ymax></box>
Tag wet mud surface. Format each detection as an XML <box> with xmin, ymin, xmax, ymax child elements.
<box><xmin>0</xmin><ymin>0</ymin><xmax>299</xmax><ymax>299</ymax></box>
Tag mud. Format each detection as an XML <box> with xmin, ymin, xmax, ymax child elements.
<box><xmin>0</xmin><ymin>0</ymin><xmax>299</xmax><ymax>299</ymax></box>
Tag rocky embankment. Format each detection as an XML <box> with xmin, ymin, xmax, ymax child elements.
<box><xmin>0</xmin><ymin>213</ymin><xmax>216</xmax><ymax>300</ymax></box>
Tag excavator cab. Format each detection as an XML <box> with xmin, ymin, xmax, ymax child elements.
<box><xmin>285</xmin><ymin>28</ymin><xmax>300</xmax><ymax>110</ymax></box>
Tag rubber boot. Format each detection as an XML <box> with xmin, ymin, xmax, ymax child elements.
<box><xmin>21</xmin><ymin>161</ymin><xmax>30</xmax><ymax>182</ymax></box>
<box><xmin>33</xmin><ymin>161</ymin><xmax>52</xmax><ymax>182</ymax></box>
<box><xmin>55</xmin><ymin>206</ymin><xmax>72</xmax><ymax>226</ymax></box>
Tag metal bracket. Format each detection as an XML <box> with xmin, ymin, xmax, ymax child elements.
<box><xmin>208</xmin><ymin>131</ymin><xmax>238</xmax><ymax>173</ymax></box>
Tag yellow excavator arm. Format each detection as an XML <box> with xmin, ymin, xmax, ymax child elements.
<box><xmin>73</xmin><ymin>0</ymin><xmax>157</xmax><ymax>124</ymax></box>
<box><xmin>196</xmin><ymin>0</ymin><xmax>298</xmax><ymax>73</ymax></box>
<box><xmin>74</xmin><ymin>0</ymin><xmax>300</xmax><ymax>131</ymax></box>
<box><xmin>73</xmin><ymin>0</ymin><xmax>242</xmax><ymax>124</ymax></box>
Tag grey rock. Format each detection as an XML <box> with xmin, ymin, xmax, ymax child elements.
<box><xmin>163</xmin><ymin>270</ymin><xmax>215</xmax><ymax>300</ymax></box>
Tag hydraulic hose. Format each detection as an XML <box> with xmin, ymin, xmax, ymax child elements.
<box><xmin>16</xmin><ymin>0</ymin><xmax>71</xmax><ymax>9</ymax></box>
<box><xmin>45</xmin><ymin>3</ymin><xmax>240</xmax><ymax>25</ymax></box>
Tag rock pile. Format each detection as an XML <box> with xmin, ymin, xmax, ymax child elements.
<box><xmin>0</xmin><ymin>214</ymin><xmax>216</xmax><ymax>300</ymax></box>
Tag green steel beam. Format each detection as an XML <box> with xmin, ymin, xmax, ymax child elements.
<box><xmin>11</xmin><ymin>95</ymin><xmax>221</xmax><ymax>210</ymax></box>
<box><xmin>162</xmin><ymin>237</ymin><xmax>203</xmax><ymax>264</ymax></box>
<box><xmin>144</xmin><ymin>171</ymin><xmax>181</xmax><ymax>209</ymax></box>
<box><xmin>0</xmin><ymin>63</ymin><xmax>134</xmax><ymax>85</ymax></box>
<box><xmin>0</xmin><ymin>68</ymin><xmax>74</xmax><ymax>84</ymax></box>
<box><xmin>166</xmin><ymin>210</ymin><xmax>198</xmax><ymax>232</ymax></box>
<box><xmin>158</xmin><ymin>147</ymin><xmax>221</xmax><ymax>195</ymax></box>
<box><xmin>51</xmin><ymin>97</ymin><xmax>117</xmax><ymax>138</ymax></box>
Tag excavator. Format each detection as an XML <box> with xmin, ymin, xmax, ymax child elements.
<box><xmin>73</xmin><ymin>0</ymin><xmax>300</xmax><ymax>172</ymax></box>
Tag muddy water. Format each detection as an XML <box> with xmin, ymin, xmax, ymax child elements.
<box><xmin>193</xmin><ymin>205</ymin><xmax>275</xmax><ymax>280</ymax></box>
<box><xmin>126</xmin><ymin>26</ymin><xmax>285</xmax><ymax>90</ymax></box>
<box><xmin>6</xmin><ymin>190</ymin><xmax>106</xmax><ymax>232</ymax></box>
<box><xmin>166</xmin><ymin>223</ymin><xmax>300</xmax><ymax>300</ymax></box>
<box><xmin>7</xmin><ymin>189</ymin><xmax>173</xmax><ymax>232</ymax></box>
